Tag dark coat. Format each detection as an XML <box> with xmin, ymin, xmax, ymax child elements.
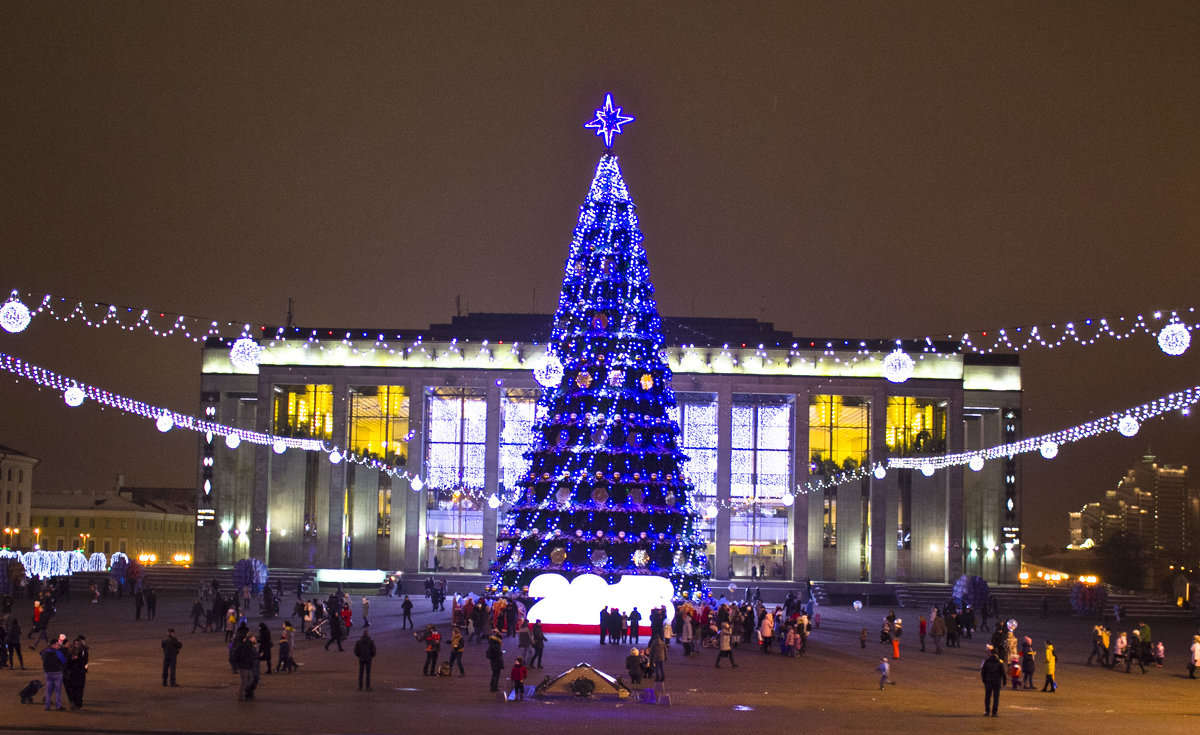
<box><xmin>981</xmin><ymin>653</ymin><xmax>1006</xmax><ymax>686</ymax></box>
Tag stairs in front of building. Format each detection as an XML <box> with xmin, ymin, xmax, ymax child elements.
<box><xmin>68</xmin><ymin>566</ymin><xmax>317</xmax><ymax>598</ymax></box>
<box><xmin>894</xmin><ymin>583</ymin><xmax>1196</xmax><ymax>620</ymax></box>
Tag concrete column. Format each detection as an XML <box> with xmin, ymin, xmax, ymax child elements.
<box><xmin>790</xmin><ymin>389</ymin><xmax>809</xmax><ymax>583</ymax></box>
<box><xmin>714</xmin><ymin>382</ymin><xmax>733</xmax><ymax>580</ymax></box>
<box><xmin>869</xmin><ymin>386</ymin><xmax>889</xmax><ymax>583</ymax></box>
<box><xmin>250</xmin><ymin>378</ymin><xmax>271</xmax><ymax>561</ymax></box>
<box><xmin>324</xmin><ymin>375</ymin><xmax>349</xmax><ymax>568</ymax></box>
<box><xmin>402</xmin><ymin>380</ymin><xmax>427</xmax><ymax>575</ymax></box>
<box><xmin>482</xmin><ymin>383</ymin><xmax>501</xmax><ymax>572</ymax></box>
<box><xmin>946</xmin><ymin>389</ymin><xmax>965</xmax><ymax>581</ymax></box>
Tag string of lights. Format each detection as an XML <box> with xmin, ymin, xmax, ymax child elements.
<box><xmin>2</xmin><ymin>341</ymin><xmax>1197</xmax><ymax>511</ymax></box>
<box><xmin>1</xmin><ymin>289</ymin><xmax>1194</xmax><ymax>365</ymax></box>
<box><xmin>0</xmin><ymin>351</ymin><xmax>413</xmax><ymax>480</ymax></box>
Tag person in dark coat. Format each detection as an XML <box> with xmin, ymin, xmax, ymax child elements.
<box><xmin>324</xmin><ymin>610</ymin><xmax>345</xmax><ymax>651</ymax></box>
<box><xmin>354</xmin><ymin>629</ymin><xmax>376</xmax><ymax>690</ymax></box>
<box><xmin>64</xmin><ymin>635</ymin><xmax>88</xmax><ymax>709</ymax></box>
<box><xmin>486</xmin><ymin>630</ymin><xmax>504</xmax><ymax>692</ymax></box>
<box><xmin>190</xmin><ymin>599</ymin><xmax>205</xmax><ymax>633</ymax></box>
<box><xmin>401</xmin><ymin>596</ymin><xmax>414</xmax><ymax>629</ymax></box>
<box><xmin>599</xmin><ymin>607</ymin><xmax>609</xmax><ymax>644</ymax></box>
<box><xmin>257</xmin><ymin>623</ymin><xmax>273</xmax><ymax>674</ymax></box>
<box><xmin>161</xmin><ymin>628</ymin><xmax>182</xmax><ymax>686</ymax></box>
<box><xmin>529</xmin><ymin>620</ymin><xmax>546</xmax><ymax>668</ymax></box>
<box><xmin>134</xmin><ymin>588</ymin><xmax>145</xmax><ymax>620</ymax></box>
<box><xmin>981</xmin><ymin>645</ymin><xmax>1006</xmax><ymax>717</ymax></box>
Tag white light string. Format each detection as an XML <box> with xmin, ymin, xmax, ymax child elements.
<box><xmin>888</xmin><ymin>385</ymin><xmax>1200</xmax><ymax>473</ymax></box>
<box><xmin>0</xmin><ymin>352</ymin><xmax>413</xmax><ymax>480</ymax></box>
<box><xmin>1</xmin><ymin>289</ymin><xmax>1194</xmax><ymax>361</ymax></box>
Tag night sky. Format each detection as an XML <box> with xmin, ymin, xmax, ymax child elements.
<box><xmin>2</xmin><ymin>2</ymin><xmax>1199</xmax><ymax>551</ymax></box>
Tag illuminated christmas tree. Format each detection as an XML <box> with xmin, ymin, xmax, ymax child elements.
<box><xmin>491</xmin><ymin>95</ymin><xmax>711</xmax><ymax>601</ymax></box>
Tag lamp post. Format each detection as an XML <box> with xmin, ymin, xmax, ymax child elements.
<box><xmin>79</xmin><ymin>532</ymin><xmax>90</xmax><ymax>552</ymax></box>
<box><xmin>33</xmin><ymin>527</ymin><xmax>41</xmax><ymax>550</ymax></box>
<box><xmin>3</xmin><ymin>527</ymin><xmax>12</xmax><ymax>548</ymax></box>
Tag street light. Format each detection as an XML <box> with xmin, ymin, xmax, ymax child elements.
<box><xmin>33</xmin><ymin>527</ymin><xmax>40</xmax><ymax>550</ymax></box>
<box><xmin>79</xmin><ymin>532</ymin><xmax>90</xmax><ymax>552</ymax></box>
<box><xmin>3</xmin><ymin>527</ymin><xmax>18</xmax><ymax>548</ymax></box>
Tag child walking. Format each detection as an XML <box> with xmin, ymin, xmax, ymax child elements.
<box><xmin>876</xmin><ymin>657</ymin><xmax>892</xmax><ymax>689</ymax></box>
<box><xmin>510</xmin><ymin>656</ymin><xmax>528</xmax><ymax>700</ymax></box>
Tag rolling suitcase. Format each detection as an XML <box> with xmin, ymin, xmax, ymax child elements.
<box><xmin>19</xmin><ymin>679</ymin><xmax>42</xmax><ymax>704</ymax></box>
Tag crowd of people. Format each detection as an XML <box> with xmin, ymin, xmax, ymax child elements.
<box><xmin>13</xmin><ymin>573</ymin><xmax>1200</xmax><ymax>716</ymax></box>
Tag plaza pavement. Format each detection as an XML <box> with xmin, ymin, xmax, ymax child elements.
<box><xmin>3</xmin><ymin>588</ymin><xmax>1200</xmax><ymax>735</ymax></box>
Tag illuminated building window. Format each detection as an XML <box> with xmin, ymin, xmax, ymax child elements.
<box><xmin>730</xmin><ymin>395</ymin><xmax>792</xmax><ymax>578</ymax></box>
<box><xmin>809</xmin><ymin>395</ymin><xmax>871</xmax><ymax>547</ymax></box>
<box><xmin>668</xmin><ymin>393</ymin><xmax>719</xmax><ymax>550</ymax></box>
<box><xmin>272</xmin><ymin>384</ymin><xmax>334</xmax><ymax>440</ymax></box>
<box><xmin>885</xmin><ymin>397</ymin><xmax>946</xmax><ymax>456</ymax></box>
<box><xmin>350</xmin><ymin>386</ymin><xmax>410</xmax><ymax>538</ymax></box>
<box><xmin>500</xmin><ymin>389</ymin><xmax>539</xmax><ymax>495</ymax></box>
<box><xmin>424</xmin><ymin>387</ymin><xmax>487</xmax><ymax>572</ymax></box>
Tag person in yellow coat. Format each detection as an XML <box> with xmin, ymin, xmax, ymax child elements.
<box><xmin>1041</xmin><ymin>640</ymin><xmax>1057</xmax><ymax>692</ymax></box>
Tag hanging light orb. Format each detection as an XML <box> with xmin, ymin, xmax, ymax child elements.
<box><xmin>410</xmin><ymin>476</ymin><xmax>425</xmax><ymax>492</ymax></box>
<box><xmin>968</xmin><ymin>455</ymin><xmax>985</xmax><ymax>472</ymax></box>
<box><xmin>225</xmin><ymin>433</ymin><xmax>242</xmax><ymax>449</ymax></box>
<box><xmin>1118</xmin><ymin>415</ymin><xmax>1140</xmax><ymax>437</ymax></box>
<box><xmin>329</xmin><ymin>450</ymin><xmax>343</xmax><ymax>464</ymax></box>
<box><xmin>0</xmin><ymin>298</ymin><xmax>32</xmax><ymax>333</ymax></box>
<box><xmin>229</xmin><ymin>337</ymin><xmax>262</xmax><ymax>370</ymax></box>
<box><xmin>920</xmin><ymin>464</ymin><xmax>935</xmax><ymax>477</ymax></box>
<box><xmin>873</xmin><ymin>465</ymin><xmax>887</xmax><ymax>480</ymax></box>
<box><xmin>487</xmin><ymin>494</ymin><xmax>501</xmax><ymax>509</ymax></box>
<box><xmin>272</xmin><ymin>439</ymin><xmax>287</xmax><ymax>454</ymax></box>
<box><xmin>704</xmin><ymin>503</ymin><xmax>718</xmax><ymax>519</ymax></box>
<box><xmin>156</xmin><ymin>412</ymin><xmax>174</xmax><ymax>433</ymax></box>
<box><xmin>533</xmin><ymin>353</ymin><xmax>564</xmax><ymax>388</ymax></box>
<box><xmin>882</xmin><ymin>349</ymin><xmax>915</xmax><ymax>384</ymax></box>
<box><xmin>781</xmin><ymin>493</ymin><xmax>794</xmax><ymax>507</ymax></box>
<box><xmin>63</xmin><ymin>386</ymin><xmax>86</xmax><ymax>407</ymax></box>
<box><xmin>1157</xmin><ymin>323</ymin><xmax>1191</xmax><ymax>356</ymax></box>
<box><xmin>1039</xmin><ymin>441</ymin><xmax>1059</xmax><ymax>459</ymax></box>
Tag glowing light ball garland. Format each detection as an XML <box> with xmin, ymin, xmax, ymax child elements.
<box><xmin>228</xmin><ymin>336</ymin><xmax>262</xmax><ymax>370</ymax></box>
<box><xmin>1156</xmin><ymin>322</ymin><xmax>1191</xmax><ymax>356</ymax></box>
<box><xmin>0</xmin><ymin>352</ymin><xmax>421</xmax><ymax>481</ymax></box>
<box><xmin>0</xmin><ymin>294</ymin><xmax>32</xmax><ymax>333</ymax></box>
<box><xmin>0</xmin><ymin>287</ymin><xmax>1193</xmax><ymax>378</ymax></box>
<box><xmin>882</xmin><ymin>348</ymin><xmax>915</xmax><ymax>383</ymax></box>
<box><xmin>495</xmin><ymin>98</ymin><xmax>710</xmax><ymax>601</ymax></box>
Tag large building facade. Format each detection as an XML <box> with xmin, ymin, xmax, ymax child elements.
<box><xmin>0</xmin><ymin>444</ymin><xmax>37</xmax><ymax>548</ymax></box>
<box><xmin>195</xmin><ymin>314</ymin><xmax>1023</xmax><ymax>585</ymax></box>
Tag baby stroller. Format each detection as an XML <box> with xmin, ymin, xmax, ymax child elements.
<box><xmin>306</xmin><ymin>618</ymin><xmax>328</xmax><ymax>640</ymax></box>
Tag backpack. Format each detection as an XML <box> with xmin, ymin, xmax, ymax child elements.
<box><xmin>437</xmin><ymin>661</ymin><xmax>452</xmax><ymax>677</ymax></box>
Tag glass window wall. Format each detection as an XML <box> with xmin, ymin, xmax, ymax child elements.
<box><xmin>730</xmin><ymin>395</ymin><xmax>792</xmax><ymax>579</ymax></box>
<box><xmin>424</xmin><ymin>387</ymin><xmax>487</xmax><ymax>571</ymax></box>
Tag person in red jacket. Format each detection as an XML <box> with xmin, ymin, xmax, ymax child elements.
<box><xmin>510</xmin><ymin>656</ymin><xmax>528</xmax><ymax>700</ymax></box>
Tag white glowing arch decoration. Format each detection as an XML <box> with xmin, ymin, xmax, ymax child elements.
<box><xmin>526</xmin><ymin>573</ymin><xmax>675</xmax><ymax>630</ymax></box>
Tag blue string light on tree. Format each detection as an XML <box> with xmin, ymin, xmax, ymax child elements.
<box><xmin>491</xmin><ymin>95</ymin><xmax>710</xmax><ymax>602</ymax></box>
